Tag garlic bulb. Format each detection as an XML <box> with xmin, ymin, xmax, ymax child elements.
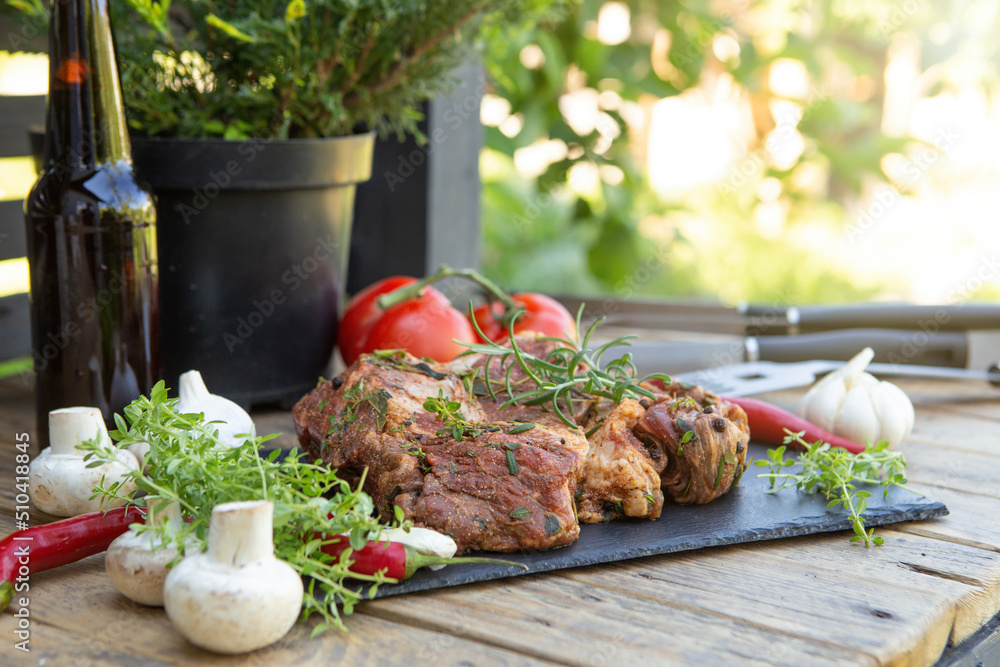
<box><xmin>176</xmin><ymin>370</ymin><xmax>256</xmax><ymax>448</ymax></box>
<box><xmin>797</xmin><ymin>348</ymin><xmax>915</xmax><ymax>448</ymax></box>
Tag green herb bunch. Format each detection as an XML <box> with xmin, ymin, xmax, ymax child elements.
<box><xmin>80</xmin><ymin>380</ymin><xmax>399</xmax><ymax>633</ymax></box>
<box><xmin>10</xmin><ymin>0</ymin><xmax>563</xmax><ymax>139</ymax></box>
<box><xmin>755</xmin><ymin>431</ymin><xmax>913</xmax><ymax>548</ymax></box>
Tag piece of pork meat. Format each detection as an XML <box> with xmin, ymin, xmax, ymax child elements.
<box><xmin>576</xmin><ymin>399</ymin><xmax>664</xmax><ymax>523</ymax></box>
<box><xmin>633</xmin><ymin>386</ymin><xmax>750</xmax><ymax>504</ymax></box>
<box><xmin>293</xmin><ymin>337</ymin><xmax>751</xmax><ymax>548</ymax></box>
<box><xmin>293</xmin><ymin>350</ymin><xmax>588</xmax><ymax>553</ymax></box>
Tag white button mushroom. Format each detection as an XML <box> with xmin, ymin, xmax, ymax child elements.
<box><xmin>176</xmin><ymin>370</ymin><xmax>256</xmax><ymax>448</ymax></box>
<box><xmin>29</xmin><ymin>407</ymin><xmax>138</xmax><ymax>517</ymax></box>
<box><xmin>798</xmin><ymin>347</ymin><xmax>916</xmax><ymax>448</ymax></box>
<box><xmin>163</xmin><ymin>500</ymin><xmax>303</xmax><ymax>654</ymax></box>
<box><xmin>106</xmin><ymin>498</ymin><xmax>186</xmax><ymax>607</ymax></box>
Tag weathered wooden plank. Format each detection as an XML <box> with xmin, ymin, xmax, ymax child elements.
<box><xmin>0</xmin><ymin>614</ymin><xmax>173</xmax><ymax>667</ymax></box>
<box><xmin>253</xmin><ymin>409</ymin><xmax>301</xmax><ymax>450</ymax></box>
<box><xmin>940</xmin><ymin>400</ymin><xmax>1000</xmax><ymax>423</ymax></box>
<box><xmin>902</xmin><ymin>442</ymin><xmax>1000</xmax><ymax>500</ymax></box>
<box><xmin>360</xmin><ymin>574</ymin><xmax>874</xmax><ymax>666</ymax></box>
<box><xmin>895</xmin><ymin>486</ymin><xmax>1000</xmax><ymax>558</ymax></box>
<box><xmin>19</xmin><ymin>554</ymin><xmax>559</xmax><ymax>666</ymax></box>
<box><xmin>936</xmin><ymin>609</ymin><xmax>1000</xmax><ymax>667</ymax></box>
<box><xmin>557</xmin><ymin>541</ymin><xmax>956</xmax><ymax>667</ymax></box>
<box><xmin>728</xmin><ymin>529</ymin><xmax>1000</xmax><ymax>644</ymax></box>
<box><xmin>906</xmin><ymin>408</ymin><xmax>1000</xmax><ymax>457</ymax></box>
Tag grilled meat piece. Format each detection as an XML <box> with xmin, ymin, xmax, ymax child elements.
<box><xmin>634</xmin><ymin>390</ymin><xmax>749</xmax><ymax>504</ymax></box>
<box><xmin>293</xmin><ymin>338</ymin><xmax>750</xmax><ymax>551</ymax></box>
<box><xmin>293</xmin><ymin>350</ymin><xmax>588</xmax><ymax>553</ymax></box>
<box><xmin>576</xmin><ymin>399</ymin><xmax>664</xmax><ymax>523</ymax></box>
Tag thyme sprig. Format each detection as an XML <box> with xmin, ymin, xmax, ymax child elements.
<box><xmin>459</xmin><ymin>306</ymin><xmax>672</xmax><ymax>429</ymax></box>
<box><xmin>423</xmin><ymin>389</ymin><xmax>482</xmax><ymax>440</ymax></box>
<box><xmin>79</xmin><ymin>381</ymin><xmax>402</xmax><ymax>634</ymax></box>
<box><xmin>755</xmin><ymin>430</ymin><xmax>914</xmax><ymax>547</ymax></box>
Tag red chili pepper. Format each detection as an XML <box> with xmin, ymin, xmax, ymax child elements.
<box><xmin>724</xmin><ymin>396</ymin><xmax>866</xmax><ymax>454</ymax></box>
<box><xmin>319</xmin><ymin>535</ymin><xmax>525</xmax><ymax>580</ymax></box>
<box><xmin>0</xmin><ymin>506</ymin><xmax>146</xmax><ymax>612</ymax></box>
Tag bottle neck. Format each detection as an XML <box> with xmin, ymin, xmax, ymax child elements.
<box><xmin>44</xmin><ymin>0</ymin><xmax>131</xmax><ymax>171</ymax></box>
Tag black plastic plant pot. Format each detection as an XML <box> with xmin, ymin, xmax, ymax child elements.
<box><xmin>132</xmin><ymin>133</ymin><xmax>375</xmax><ymax>408</ymax></box>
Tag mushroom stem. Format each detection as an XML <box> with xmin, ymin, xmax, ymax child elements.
<box><xmin>207</xmin><ymin>500</ymin><xmax>274</xmax><ymax>567</ymax></box>
<box><xmin>48</xmin><ymin>407</ymin><xmax>108</xmax><ymax>454</ymax></box>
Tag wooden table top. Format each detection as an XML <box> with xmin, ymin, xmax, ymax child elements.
<box><xmin>2</xmin><ymin>374</ymin><xmax>1000</xmax><ymax>666</ymax></box>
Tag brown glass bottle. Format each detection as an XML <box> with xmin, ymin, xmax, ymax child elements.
<box><xmin>24</xmin><ymin>0</ymin><xmax>159</xmax><ymax>448</ymax></box>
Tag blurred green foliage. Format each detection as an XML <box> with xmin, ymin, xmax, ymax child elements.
<box><xmin>6</xmin><ymin>0</ymin><xmax>556</xmax><ymax>139</ymax></box>
<box><xmin>481</xmin><ymin>0</ymin><xmax>1000</xmax><ymax>304</ymax></box>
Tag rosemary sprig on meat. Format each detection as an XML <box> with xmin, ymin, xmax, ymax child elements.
<box><xmin>460</xmin><ymin>307</ymin><xmax>671</xmax><ymax>429</ymax></box>
<box><xmin>755</xmin><ymin>430</ymin><xmax>913</xmax><ymax>547</ymax></box>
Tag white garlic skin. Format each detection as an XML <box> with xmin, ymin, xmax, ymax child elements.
<box><xmin>798</xmin><ymin>348</ymin><xmax>915</xmax><ymax>448</ymax></box>
<box><xmin>176</xmin><ymin>370</ymin><xmax>256</xmax><ymax>448</ymax></box>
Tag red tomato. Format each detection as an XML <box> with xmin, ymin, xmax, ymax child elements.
<box><xmin>338</xmin><ymin>276</ymin><xmax>417</xmax><ymax>366</ymax></box>
<box><xmin>471</xmin><ymin>293</ymin><xmax>576</xmax><ymax>342</ymax></box>
<box><xmin>363</xmin><ymin>293</ymin><xmax>476</xmax><ymax>363</ymax></box>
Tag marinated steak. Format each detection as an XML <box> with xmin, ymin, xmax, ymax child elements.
<box><xmin>293</xmin><ymin>338</ymin><xmax>750</xmax><ymax>552</ymax></box>
<box><xmin>293</xmin><ymin>350</ymin><xmax>588</xmax><ymax>553</ymax></box>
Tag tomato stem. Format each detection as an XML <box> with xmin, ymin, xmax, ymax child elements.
<box><xmin>375</xmin><ymin>265</ymin><xmax>519</xmax><ymax>313</ymax></box>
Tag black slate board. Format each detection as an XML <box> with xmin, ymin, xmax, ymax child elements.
<box><xmin>352</xmin><ymin>442</ymin><xmax>947</xmax><ymax>599</ymax></box>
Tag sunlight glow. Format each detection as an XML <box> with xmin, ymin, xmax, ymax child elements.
<box><xmin>768</xmin><ymin>58</ymin><xmax>809</xmax><ymax>99</ymax></box>
<box><xmin>519</xmin><ymin>44</ymin><xmax>546</xmax><ymax>70</ymax></box>
<box><xmin>499</xmin><ymin>113</ymin><xmax>524</xmax><ymax>138</ymax></box>
<box><xmin>559</xmin><ymin>88</ymin><xmax>601</xmax><ymax>136</ymax></box>
<box><xmin>0</xmin><ymin>52</ymin><xmax>48</xmax><ymax>96</ymax></box>
<box><xmin>480</xmin><ymin>94</ymin><xmax>512</xmax><ymax>127</ymax></box>
<box><xmin>0</xmin><ymin>258</ymin><xmax>30</xmax><ymax>298</ymax></box>
<box><xmin>712</xmin><ymin>34</ymin><xmax>741</xmax><ymax>63</ymax></box>
<box><xmin>647</xmin><ymin>86</ymin><xmax>749</xmax><ymax>198</ymax></box>
<box><xmin>597</xmin><ymin>3</ymin><xmax>631</xmax><ymax>45</ymax></box>
<box><xmin>514</xmin><ymin>138</ymin><xmax>568</xmax><ymax>179</ymax></box>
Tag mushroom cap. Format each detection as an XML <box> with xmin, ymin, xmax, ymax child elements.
<box><xmin>28</xmin><ymin>449</ymin><xmax>138</xmax><ymax>517</ymax></box>
<box><xmin>163</xmin><ymin>553</ymin><xmax>303</xmax><ymax>654</ymax></box>
<box><xmin>106</xmin><ymin>529</ymin><xmax>180</xmax><ymax>607</ymax></box>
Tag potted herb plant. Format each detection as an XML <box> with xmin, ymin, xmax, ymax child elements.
<box><xmin>13</xmin><ymin>0</ymin><xmax>551</xmax><ymax>407</ymax></box>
